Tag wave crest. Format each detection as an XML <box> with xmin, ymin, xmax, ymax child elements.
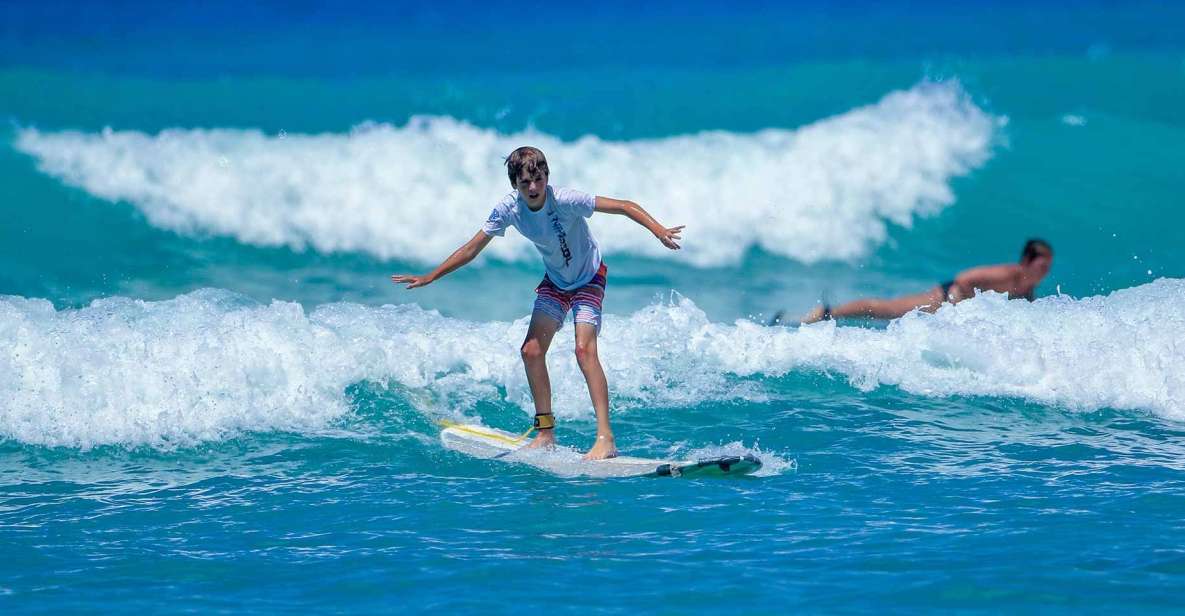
<box><xmin>14</xmin><ymin>81</ymin><xmax>1001</xmax><ymax>266</ymax></box>
<box><xmin>2</xmin><ymin>279</ymin><xmax>1182</xmax><ymax>449</ymax></box>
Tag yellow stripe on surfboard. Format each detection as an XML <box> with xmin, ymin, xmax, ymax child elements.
<box><xmin>438</xmin><ymin>419</ymin><xmax>534</xmax><ymax>447</ymax></box>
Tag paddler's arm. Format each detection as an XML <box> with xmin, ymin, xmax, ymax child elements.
<box><xmin>391</xmin><ymin>230</ymin><xmax>493</xmax><ymax>289</ymax></box>
<box><xmin>593</xmin><ymin>196</ymin><xmax>683</xmax><ymax>250</ymax></box>
<box><xmin>950</xmin><ymin>264</ymin><xmax>1016</xmax><ymax>301</ymax></box>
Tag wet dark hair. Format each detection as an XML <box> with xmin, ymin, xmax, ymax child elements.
<box><xmin>504</xmin><ymin>146</ymin><xmax>549</xmax><ymax>187</ymax></box>
<box><xmin>1020</xmin><ymin>238</ymin><xmax>1053</xmax><ymax>264</ymax></box>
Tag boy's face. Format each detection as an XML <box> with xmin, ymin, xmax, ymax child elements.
<box><xmin>515</xmin><ymin>169</ymin><xmax>548</xmax><ymax>208</ymax></box>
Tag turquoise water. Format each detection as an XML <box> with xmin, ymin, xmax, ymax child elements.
<box><xmin>3</xmin><ymin>1</ymin><xmax>1185</xmax><ymax>612</ymax></box>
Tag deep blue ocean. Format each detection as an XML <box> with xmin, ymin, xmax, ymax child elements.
<box><xmin>3</xmin><ymin>1</ymin><xmax>1185</xmax><ymax>612</ymax></box>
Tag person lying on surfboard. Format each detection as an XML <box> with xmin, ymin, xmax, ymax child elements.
<box><xmin>391</xmin><ymin>146</ymin><xmax>684</xmax><ymax>460</ymax></box>
<box><xmin>773</xmin><ymin>239</ymin><xmax>1053</xmax><ymax>325</ymax></box>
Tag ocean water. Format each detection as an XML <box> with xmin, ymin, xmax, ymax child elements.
<box><xmin>3</xmin><ymin>1</ymin><xmax>1185</xmax><ymax>612</ymax></box>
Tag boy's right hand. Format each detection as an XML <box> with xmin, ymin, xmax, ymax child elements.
<box><xmin>390</xmin><ymin>274</ymin><xmax>434</xmax><ymax>289</ymax></box>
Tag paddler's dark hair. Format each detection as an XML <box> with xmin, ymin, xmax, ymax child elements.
<box><xmin>1020</xmin><ymin>238</ymin><xmax>1053</xmax><ymax>263</ymax></box>
<box><xmin>504</xmin><ymin>146</ymin><xmax>549</xmax><ymax>187</ymax></box>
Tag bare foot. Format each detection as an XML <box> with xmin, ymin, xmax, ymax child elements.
<box><xmin>583</xmin><ymin>435</ymin><xmax>618</xmax><ymax>460</ymax></box>
<box><xmin>524</xmin><ymin>430</ymin><xmax>556</xmax><ymax>450</ymax></box>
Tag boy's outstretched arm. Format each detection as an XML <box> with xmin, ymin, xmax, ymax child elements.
<box><xmin>594</xmin><ymin>196</ymin><xmax>683</xmax><ymax>250</ymax></box>
<box><xmin>391</xmin><ymin>230</ymin><xmax>493</xmax><ymax>289</ymax></box>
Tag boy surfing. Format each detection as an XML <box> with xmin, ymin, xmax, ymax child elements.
<box><xmin>392</xmin><ymin>147</ymin><xmax>684</xmax><ymax>459</ymax></box>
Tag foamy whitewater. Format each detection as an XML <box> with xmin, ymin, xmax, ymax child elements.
<box><xmin>3</xmin><ymin>279</ymin><xmax>1181</xmax><ymax>449</ymax></box>
<box><xmin>14</xmin><ymin>82</ymin><xmax>1001</xmax><ymax>266</ymax></box>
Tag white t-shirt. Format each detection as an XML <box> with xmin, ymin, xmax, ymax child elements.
<box><xmin>482</xmin><ymin>186</ymin><xmax>601</xmax><ymax>290</ymax></box>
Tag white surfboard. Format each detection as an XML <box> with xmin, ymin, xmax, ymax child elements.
<box><xmin>440</xmin><ymin>422</ymin><xmax>762</xmax><ymax>478</ymax></box>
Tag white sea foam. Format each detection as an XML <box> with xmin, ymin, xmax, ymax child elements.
<box><xmin>14</xmin><ymin>82</ymin><xmax>1001</xmax><ymax>266</ymax></box>
<box><xmin>2</xmin><ymin>280</ymin><xmax>1182</xmax><ymax>449</ymax></box>
<box><xmin>708</xmin><ymin>279</ymin><xmax>1185</xmax><ymax>418</ymax></box>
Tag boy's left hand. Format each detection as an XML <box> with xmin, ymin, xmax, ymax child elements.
<box><xmin>655</xmin><ymin>225</ymin><xmax>684</xmax><ymax>250</ymax></box>
<box><xmin>390</xmin><ymin>273</ymin><xmax>434</xmax><ymax>289</ymax></box>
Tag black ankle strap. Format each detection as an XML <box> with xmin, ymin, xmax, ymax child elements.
<box><xmin>533</xmin><ymin>413</ymin><xmax>555</xmax><ymax>430</ymax></box>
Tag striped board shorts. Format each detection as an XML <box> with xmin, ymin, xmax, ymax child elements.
<box><xmin>533</xmin><ymin>262</ymin><xmax>607</xmax><ymax>330</ymax></box>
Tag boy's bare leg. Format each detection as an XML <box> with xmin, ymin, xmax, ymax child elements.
<box><xmin>521</xmin><ymin>312</ymin><xmax>562</xmax><ymax>449</ymax></box>
<box><xmin>574</xmin><ymin>323</ymin><xmax>617</xmax><ymax>460</ymax></box>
